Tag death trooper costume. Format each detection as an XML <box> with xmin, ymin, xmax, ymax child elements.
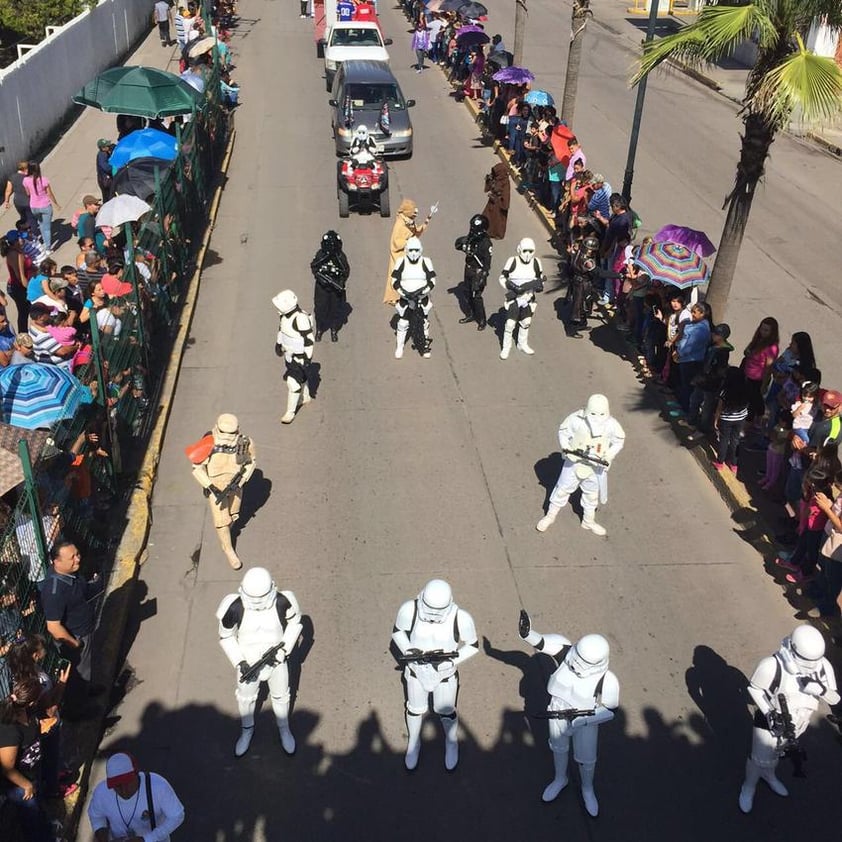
<box><xmin>191</xmin><ymin>414</ymin><xmax>256</xmax><ymax>570</ymax></box>
<box><xmin>217</xmin><ymin>567</ymin><xmax>303</xmax><ymax>757</ymax></box>
<box><xmin>519</xmin><ymin>611</ymin><xmax>619</xmax><ymax>817</ymax></box>
<box><xmin>498</xmin><ymin>237</ymin><xmax>545</xmax><ymax>359</ymax></box>
<box><xmin>392</xmin><ymin>579</ymin><xmax>479</xmax><ymax>770</ymax></box>
<box><xmin>391</xmin><ymin>237</ymin><xmax>436</xmax><ymax>359</ymax></box>
<box><xmin>567</xmin><ymin>234</ymin><xmax>600</xmax><ymax>331</ymax></box>
<box><xmin>454</xmin><ymin>213</ymin><xmax>493</xmax><ymax>330</ymax></box>
<box><xmin>739</xmin><ymin>625</ymin><xmax>839</xmax><ymax>813</ymax></box>
<box><xmin>272</xmin><ymin>290</ymin><xmax>315</xmax><ymax>424</ymax></box>
<box><xmin>310</xmin><ymin>230</ymin><xmax>350</xmax><ymax>343</ymax></box>
<box><xmin>349</xmin><ymin>124</ymin><xmax>378</xmax><ymax>168</ymax></box>
<box><xmin>537</xmin><ymin>394</ymin><xmax>625</xmax><ymax>536</ymax></box>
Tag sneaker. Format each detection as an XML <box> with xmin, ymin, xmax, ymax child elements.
<box><xmin>785</xmin><ymin>570</ymin><xmax>814</xmax><ymax>585</ymax></box>
<box><xmin>728</xmin><ymin>463</ymin><xmax>738</xmax><ymax>474</ymax></box>
<box><xmin>712</xmin><ymin>461</ymin><xmax>725</xmax><ymax>470</ymax></box>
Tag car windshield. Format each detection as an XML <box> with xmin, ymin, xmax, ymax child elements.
<box><xmin>345</xmin><ymin>83</ymin><xmax>404</xmax><ymax>109</ymax></box>
<box><xmin>330</xmin><ymin>29</ymin><xmax>382</xmax><ymax>47</ymax></box>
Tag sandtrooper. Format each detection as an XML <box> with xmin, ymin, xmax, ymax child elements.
<box><xmin>537</xmin><ymin>394</ymin><xmax>625</xmax><ymax>536</ymax></box>
<box><xmin>217</xmin><ymin>567</ymin><xmax>303</xmax><ymax>757</ymax></box>
<box><xmin>391</xmin><ymin>236</ymin><xmax>436</xmax><ymax>360</ymax></box>
<box><xmin>190</xmin><ymin>413</ymin><xmax>256</xmax><ymax>570</ymax></box>
<box><xmin>498</xmin><ymin>237</ymin><xmax>546</xmax><ymax>359</ymax></box>
<box><xmin>518</xmin><ymin>610</ymin><xmax>619</xmax><ymax>817</ymax></box>
<box><xmin>272</xmin><ymin>290</ymin><xmax>315</xmax><ymax>424</ymax></box>
<box><xmin>349</xmin><ymin>124</ymin><xmax>378</xmax><ymax>168</ymax></box>
<box><xmin>739</xmin><ymin>624</ymin><xmax>839</xmax><ymax>813</ymax></box>
<box><xmin>392</xmin><ymin>579</ymin><xmax>479</xmax><ymax>770</ymax></box>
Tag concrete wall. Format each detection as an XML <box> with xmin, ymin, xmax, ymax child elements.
<box><xmin>0</xmin><ymin>0</ymin><xmax>153</xmax><ymax>181</ymax></box>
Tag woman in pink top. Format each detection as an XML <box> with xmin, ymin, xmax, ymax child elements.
<box><xmin>742</xmin><ymin>316</ymin><xmax>779</xmax><ymax>425</ymax></box>
<box><xmin>22</xmin><ymin>161</ymin><xmax>59</xmax><ymax>253</ymax></box>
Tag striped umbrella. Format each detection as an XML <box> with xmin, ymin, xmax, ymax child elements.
<box><xmin>0</xmin><ymin>364</ymin><xmax>93</xmax><ymax>430</ymax></box>
<box><xmin>633</xmin><ymin>241</ymin><xmax>710</xmax><ymax>289</ymax></box>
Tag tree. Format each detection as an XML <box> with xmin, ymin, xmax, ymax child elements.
<box><xmin>560</xmin><ymin>0</ymin><xmax>593</xmax><ymax>126</ymax></box>
<box><xmin>633</xmin><ymin>1</ymin><xmax>842</xmax><ymax>318</ymax></box>
<box><xmin>0</xmin><ymin>0</ymin><xmax>87</xmax><ymax>42</ymax></box>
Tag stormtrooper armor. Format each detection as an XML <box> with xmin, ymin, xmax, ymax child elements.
<box><xmin>391</xmin><ymin>237</ymin><xmax>436</xmax><ymax>359</ymax></box>
<box><xmin>272</xmin><ymin>290</ymin><xmax>315</xmax><ymax>424</ymax></box>
<box><xmin>519</xmin><ymin>611</ymin><xmax>619</xmax><ymax>817</ymax></box>
<box><xmin>454</xmin><ymin>214</ymin><xmax>493</xmax><ymax>330</ymax></box>
<box><xmin>349</xmin><ymin>124</ymin><xmax>377</xmax><ymax>168</ymax></box>
<box><xmin>537</xmin><ymin>394</ymin><xmax>625</xmax><ymax>536</ymax></box>
<box><xmin>392</xmin><ymin>579</ymin><xmax>479</xmax><ymax>770</ymax></box>
<box><xmin>191</xmin><ymin>413</ymin><xmax>256</xmax><ymax>569</ymax></box>
<box><xmin>217</xmin><ymin>567</ymin><xmax>303</xmax><ymax>757</ymax></box>
<box><xmin>498</xmin><ymin>237</ymin><xmax>545</xmax><ymax>359</ymax></box>
<box><xmin>739</xmin><ymin>625</ymin><xmax>839</xmax><ymax>813</ymax></box>
<box><xmin>310</xmin><ymin>230</ymin><xmax>350</xmax><ymax>342</ymax></box>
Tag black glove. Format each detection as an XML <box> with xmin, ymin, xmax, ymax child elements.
<box><xmin>203</xmin><ymin>487</ymin><xmax>211</xmax><ymax>498</ymax></box>
<box><xmin>238</xmin><ymin>661</ymin><xmax>254</xmax><ymax>682</ymax></box>
<box><xmin>518</xmin><ymin>609</ymin><xmax>531</xmax><ymax>640</ymax></box>
<box><xmin>505</xmin><ymin>280</ymin><xmax>517</xmax><ymax>292</ymax></box>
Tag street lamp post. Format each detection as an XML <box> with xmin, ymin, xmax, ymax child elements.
<box><xmin>621</xmin><ymin>0</ymin><xmax>660</xmax><ymax>203</ymax></box>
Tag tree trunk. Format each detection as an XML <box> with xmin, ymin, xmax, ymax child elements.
<box><xmin>560</xmin><ymin>1</ymin><xmax>591</xmax><ymax>125</ymax></box>
<box><xmin>706</xmin><ymin>112</ymin><xmax>775</xmax><ymax>319</ymax></box>
<box><xmin>513</xmin><ymin>0</ymin><xmax>527</xmax><ymax>67</ymax></box>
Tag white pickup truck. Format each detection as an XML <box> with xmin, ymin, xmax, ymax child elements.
<box><xmin>322</xmin><ymin>21</ymin><xmax>392</xmax><ymax>91</ymax></box>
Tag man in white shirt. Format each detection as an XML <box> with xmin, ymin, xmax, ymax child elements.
<box><xmin>88</xmin><ymin>752</ymin><xmax>185</xmax><ymax>841</ymax></box>
<box><xmin>154</xmin><ymin>0</ymin><xmax>173</xmax><ymax>46</ymax></box>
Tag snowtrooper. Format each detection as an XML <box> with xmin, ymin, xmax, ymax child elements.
<box><xmin>518</xmin><ymin>610</ymin><xmax>619</xmax><ymax>817</ymax></box>
<box><xmin>349</xmin><ymin>124</ymin><xmax>378</xmax><ymax>168</ymax></box>
<box><xmin>217</xmin><ymin>567</ymin><xmax>303</xmax><ymax>757</ymax></box>
<box><xmin>272</xmin><ymin>290</ymin><xmax>314</xmax><ymax>424</ymax></box>
<box><xmin>498</xmin><ymin>237</ymin><xmax>546</xmax><ymax>359</ymax></box>
<box><xmin>739</xmin><ymin>624</ymin><xmax>839</xmax><ymax>813</ymax></box>
<box><xmin>392</xmin><ymin>579</ymin><xmax>479</xmax><ymax>770</ymax></box>
<box><xmin>391</xmin><ymin>236</ymin><xmax>436</xmax><ymax>359</ymax></box>
<box><xmin>537</xmin><ymin>394</ymin><xmax>626</xmax><ymax>536</ymax></box>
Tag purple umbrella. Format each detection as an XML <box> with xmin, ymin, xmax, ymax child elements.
<box><xmin>492</xmin><ymin>66</ymin><xmax>534</xmax><ymax>85</ymax></box>
<box><xmin>653</xmin><ymin>225</ymin><xmax>716</xmax><ymax>258</ymax></box>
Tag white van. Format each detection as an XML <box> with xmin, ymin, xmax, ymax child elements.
<box><xmin>322</xmin><ymin>21</ymin><xmax>392</xmax><ymax>91</ymax></box>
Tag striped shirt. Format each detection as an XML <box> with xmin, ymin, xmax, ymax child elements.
<box><xmin>719</xmin><ymin>402</ymin><xmax>748</xmax><ymax>423</ymax></box>
<box><xmin>29</xmin><ymin>324</ymin><xmax>67</xmax><ymax>364</ymax></box>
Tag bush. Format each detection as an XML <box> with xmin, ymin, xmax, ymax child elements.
<box><xmin>0</xmin><ymin>0</ymin><xmax>92</xmax><ymax>42</ymax></box>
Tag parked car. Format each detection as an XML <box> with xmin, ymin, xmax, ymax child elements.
<box><xmin>322</xmin><ymin>21</ymin><xmax>392</xmax><ymax>91</ymax></box>
<box><xmin>329</xmin><ymin>60</ymin><xmax>415</xmax><ymax>158</ymax></box>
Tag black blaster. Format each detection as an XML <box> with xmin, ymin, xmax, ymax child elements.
<box><xmin>397</xmin><ymin>649</ymin><xmax>459</xmax><ymax>668</ymax></box>
<box><xmin>562</xmin><ymin>448</ymin><xmax>610</xmax><ymax>468</ymax></box>
<box><xmin>240</xmin><ymin>642</ymin><xmax>285</xmax><ymax>683</ymax></box>
<box><xmin>205</xmin><ymin>465</ymin><xmax>247</xmax><ymax>505</ymax></box>
<box><xmin>772</xmin><ymin>694</ymin><xmax>807</xmax><ymax>778</ymax></box>
<box><xmin>532</xmin><ymin>708</ymin><xmax>596</xmax><ymax>721</ymax></box>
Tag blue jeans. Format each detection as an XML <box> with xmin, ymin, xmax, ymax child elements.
<box><xmin>548</xmin><ymin>179</ymin><xmax>563</xmax><ymax>212</ymax></box>
<box><xmin>32</xmin><ymin>204</ymin><xmax>52</xmax><ymax>250</ymax></box>
<box><xmin>717</xmin><ymin>418</ymin><xmax>743</xmax><ymax>464</ymax></box>
<box><xmin>3</xmin><ymin>786</ymin><xmax>54</xmax><ymax>841</ymax></box>
<box><xmin>815</xmin><ymin>555</ymin><xmax>842</xmax><ymax>615</ymax></box>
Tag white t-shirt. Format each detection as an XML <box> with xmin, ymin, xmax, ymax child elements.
<box><xmin>88</xmin><ymin>772</ymin><xmax>185</xmax><ymax>841</ymax></box>
<box><xmin>97</xmin><ymin>309</ymin><xmax>123</xmax><ymax>337</ymax></box>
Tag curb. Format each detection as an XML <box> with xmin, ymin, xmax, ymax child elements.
<box><xmin>61</xmin><ymin>126</ymin><xmax>237</xmax><ymax>838</ymax></box>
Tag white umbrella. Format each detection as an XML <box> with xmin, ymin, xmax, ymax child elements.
<box><xmin>95</xmin><ymin>194</ymin><xmax>152</xmax><ymax>228</ymax></box>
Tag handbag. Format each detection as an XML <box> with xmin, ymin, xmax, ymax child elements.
<box><xmin>822</xmin><ymin>527</ymin><xmax>842</xmax><ymax>562</ymax></box>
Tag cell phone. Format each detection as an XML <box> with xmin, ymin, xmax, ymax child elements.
<box><xmin>56</xmin><ymin>658</ymin><xmax>71</xmax><ymax>674</ymax></box>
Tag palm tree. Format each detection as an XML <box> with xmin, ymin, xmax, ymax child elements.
<box><xmin>560</xmin><ymin>0</ymin><xmax>593</xmax><ymax>126</ymax></box>
<box><xmin>633</xmin><ymin>2</ymin><xmax>842</xmax><ymax>318</ymax></box>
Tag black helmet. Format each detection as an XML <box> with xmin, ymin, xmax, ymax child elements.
<box><xmin>469</xmin><ymin>214</ymin><xmax>489</xmax><ymax>233</ymax></box>
<box><xmin>322</xmin><ymin>230</ymin><xmax>342</xmax><ymax>253</ymax></box>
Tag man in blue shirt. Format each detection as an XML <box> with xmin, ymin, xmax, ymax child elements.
<box><xmin>0</xmin><ymin>311</ymin><xmax>16</xmax><ymax>366</ymax></box>
<box><xmin>587</xmin><ymin>173</ymin><xmax>612</xmax><ymax>224</ymax></box>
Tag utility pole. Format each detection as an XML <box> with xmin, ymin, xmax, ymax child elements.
<box><xmin>622</xmin><ymin>0</ymin><xmax>660</xmax><ymax>203</ymax></box>
<box><xmin>513</xmin><ymin>0</ymin><xmax>527</xmax><ymax>66</ymax></box>
<box><xmin>560</xmin><ymin>0</ymin><xmax>592</xmax><ymax>126</ymax></box>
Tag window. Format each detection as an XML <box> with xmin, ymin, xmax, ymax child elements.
<box><xmin>345</xmin><ymin>84</ymin><xmax>403</xmax><ymax>109</ymax></box>
<box><xmin>330</xmin><ymin>29</ymin><xmax>382</xmax><ymax>47</ymax></box>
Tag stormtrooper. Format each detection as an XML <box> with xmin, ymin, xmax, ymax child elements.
<box><xmin>272</xmin><ymin>289</ymin><xmax>315</xmax><ymax>424</ymax></box>
<box><xmin>537</xmin><ymin>394</ymin><xmax>625</xmax><ymax>536</ymax></box>
<box><xmin>190</xmin><ymin>413</ymin><xmax>256</xmax><ymax>570</ymax></box>
<box><xmin>348</xmin><ymin>124</ymin><xmax>378</xmax><ymax>168</ymax></box>
<box><xmin>217</xmin><ymin>567</ymin><xmax>303</xmax><ymax>757</ymax></box>
<box><xmin>454</xmin><ymin>213</ymin><xmax>493</xmax><ymax>331</ymax></box>
<box><xmin>497</xmin><ymin>237</ymin><xmax>545</xmax><ymax>359</ymax></box>
<box><xmin>391</xmin><ymin>236</ymin><xmax>436</xmax><ymax>360</ymax></box>
<box><xmin>739</xmin><ymin>624</ymin><xmax>839</xmax><ymax>813</ymax></box>
<box><xmin>518</xmin><ymin>611</ymin><xmax>619</xmax><ymax>816</ymax></box>
<box><xmin>392</xmin><ymin>579</ymin><xmax>479</xmax><ymax>770</ymax></box>
<box><xmin>310</xmin><ymin>230</ymin><xmax>350</xmax><ymax>343</ymax></box>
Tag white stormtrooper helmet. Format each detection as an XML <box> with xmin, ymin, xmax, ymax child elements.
<box><xmin>405</xmin><ymin>237</ymin><xmax>423</xmax><ymax>263</ymax></box>
<box><xmin>418</xmin><ymin>579</ymin><xmax>453</xmax><ymax>623</ymax></box>
<box><xmin>780</xmin><ymin>625</ymin><xmax>826</xmax><ymax>674</ymax></box>
<box><xmin>567</xmin><ymin>634</ymin><xmax>610</xmax><ymax>677</ymax></box>
<box><xmin>272</xmin><ymin>289</ymin><xmax>298</xmax><ymax>315</ymax></box>
<box><xmin>239</xmin><ymin>567</ymin><xmax>277</xmax><ymax>611</ymax></box>
<box><xmin>585</xmin><ymin>393</ymin><xmax>610</xmax><ymax>435</ymax></box>
<box><xmin>354</xmin><ymin>124</ymin><xmax>370</xmax><ymax>143</ymax></box>
<box><xmin>213</xmin><ymin>413</ymin><xmax>239</xmax><ymax>446</ymax></box>
<box><xmin>517</xmin><ymin>237</ymin><xmax>536</xmax><ymax>263</ymax></box>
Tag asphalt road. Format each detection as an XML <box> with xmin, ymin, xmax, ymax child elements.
<box><xmin>79</xmin><ymin>2</ymin><xmax>842</xmax><ymax>840</ymax></box>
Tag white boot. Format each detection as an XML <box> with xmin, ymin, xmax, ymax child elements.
<box><xmin>217</xmin><ymin>526</ymin><xmax>241</xmax><ymax>569</ymax></box>
<box><xmin>405</xmin><ymin>712</ymin><xmax>423</xmax><ymax>771</ymax></box>
<box><xmin>235</xmin><ymin>725</ymin><xmax>254</xmax><ymax>757</ymax></box>
<box><xmin>579</xmin><ymin>761</ymin><xmax>599</xmax><ymax>817</ymax></box>
<box><xmin>500</xmin><ymin>323</ymin><xmax>514</xmax><ymax>360</ymax></box>
<box><xmin>537</xmin><ymin>504</ymin><xmax>562</xmax><ymax>533</ymax></box>
<box><xmin>517</xmin><ymin>327</ymin><xmax>535</xmax><ymax>355</ymax></box>
<box><xmin>422</xmin><ymin>317</ymin><xmax>431</xmax><ymax>359</ymax></box>
<box><xmin>581</xmin><ymin>511</ymin><xmax>607</xmax><ymax>537</ymax></box>
<box><xmin>761</xmin><ymin>764</ymin><xmax>788</xmax><ymax>797</ymax></box>
<box><xmin>395</xmin><ymin>321</ymin><xmax>408</xmax><ymax>359</ymax></box>
<box><xmin>278</xmin><ymin>722</ymin><xmax>296</xmax><ymax>755</ymax></box>
<box><xmin>300</xmin><ymin>383</ymin><xmax>312</xmax><ymax>405</ymax></box>
<box><xmin>739</xmin><ymin>758</ymin><xmax>761</xmax><ymax>813</ymax></box>
<box><xmin>441</xmin><ymin>714</ymin><xmax>459</xmax><ymax>771</ymax></box>
<box><xmin>281</xmin><ymin>390</ymin><xmax>299</xmax><ymax>424</ymax></box>
<box><xmin>542</xmin><ymin>749</ymin><xmax>569</xmax><ymax>802</ymax></box>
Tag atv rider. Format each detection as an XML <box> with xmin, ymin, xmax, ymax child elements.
<box><xmin>349</xmin><ymin>124</ymin><xmax>378</xmax><ymax>169</ymax></box>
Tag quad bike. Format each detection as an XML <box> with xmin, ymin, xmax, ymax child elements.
<box><xmin>337</xmin><ymin>155</ymin><xmax>390</xmax><ymax>218</ymax></box>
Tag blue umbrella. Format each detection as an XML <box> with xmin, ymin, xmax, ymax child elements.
<box><xmin>524</xmin><ymin>89</ymin><xmax>554</xmax><ymax>107</ymax></box>
<box><xmin>110</xmin><ymin>128</ymin><xmax>178</xmax><ymax>173</ymax></box>
<box><xmin>0</xmin><ymin>364</ymin><xmax>93</xmax><ymax>430</ymax></box>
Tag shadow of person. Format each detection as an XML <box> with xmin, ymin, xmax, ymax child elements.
<box><xmin>341</xmin><ymin>300</ymin><xmax>353</xmax><ymax>329</ymax></box>
<box><xmin>233</xmin><ymin>469</ymin><xmax>272</xmax><ymax>538</ymax></box>
<box><xmin>487</xmin><ymin>309</ymin><xmax>506</xmax><ymax>343</ymax></box>
<box><xmin>447</xmin><ymin>283</ymin><xmax>473</xmax><ymax>319</ymax></box>
<box><xmin>534</xmin><ymin>451</ymin><xmax>563</xmax><ymax>512</ymax></box>
<box><xmin>308</xmin><ymin>361</ymin><xmax>322</xmax><ymax>398</ymax></box>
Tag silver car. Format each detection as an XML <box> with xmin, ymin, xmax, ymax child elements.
<box><xmin>329</xmin><ymin>60</ymin><xmax>415</xmax><ymax>158</ymax></box>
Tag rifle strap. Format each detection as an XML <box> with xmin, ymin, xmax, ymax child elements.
<box><xmin>144</xmin><ymin>772</ymin><xmax>156</xmax><ymax>830</ymax></box>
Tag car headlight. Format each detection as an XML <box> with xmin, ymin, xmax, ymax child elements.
<box><xmin>389</xmin><ymin>128</ymin><xmax>412</xmax><ymax>139</ymax></box>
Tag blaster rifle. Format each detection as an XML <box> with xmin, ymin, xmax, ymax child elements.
<box><xmin>240</xmin><ymin>642</ymin><xmax>286</xmax><ymax>684</ymax></box>
<box><xmin>209</xmin><ymin>465</ymin><xmax>247</xmax><ymax>504</ymax></box>
<box><xmin>531</xmin><ymin>708</ymin><xmax>597</xmax><ymax>720</ymax></box>
<box><xmin>562</xmin><ymin>448</ymin><xmax>610</xmax><ymax>467</ymax></box>
<box><xmin>397</xmin><ymin>649</ymin><xmax>459</xmax><ymax>668</ymax></box>
<box><xmin>776</xmin><ymin>694</ymin><xmax>807</xmax><ymax>777</ymax></box>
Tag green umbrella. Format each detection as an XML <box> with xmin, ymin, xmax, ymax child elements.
<box><xmin>73</xmin><ymin>65</ymin><xmax>203</xmax><ymax>118</ymax></box>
